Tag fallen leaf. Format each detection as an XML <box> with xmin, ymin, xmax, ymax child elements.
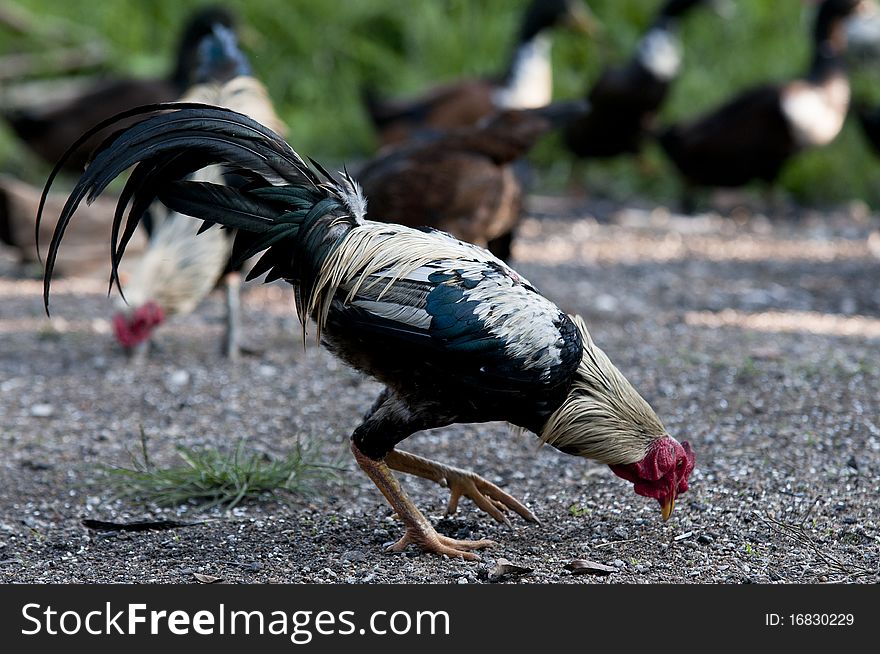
<box><xmin>564</xmin><ymin>559</ymin><xmax>615</xmax><ymax>575</ymax></box>
<box><xmin>193</xmin><ymin>573</ymin><xmax>222</xmax><ymax>584</ymax></box>
<box><xmin>488</xmin><ymin>558</ymin><xmax>533</xmax><ymax>582</ymax></box>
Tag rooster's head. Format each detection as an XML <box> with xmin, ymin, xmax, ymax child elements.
<box><xmin>609</xmin><ymin>437</ymin><xmax>695</xmax><ymax>520</ymax></box>
<box><xmin>540</xmin><ymin>315</ymin><xmax>695</xmax><ymax>521</ymax></box>
<box><xmin>112</xmin><ymin>301</ymin><xmax>165</xmax><ymax>349</ymax></box>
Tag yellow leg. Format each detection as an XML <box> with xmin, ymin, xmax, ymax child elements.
<box><xmin>351</xmin><ymin>442</ymin><xmax>494</xmax><ymax>560</ymax></box>
<box><xmin>223</xmin><ymin>271</ymin><xmax>241</xmax><ymax>361</ymax></box>
<box><xmin>385</xmin><ymin>449</ymin><xmax>539</xmax><ymax>526</ymax></box>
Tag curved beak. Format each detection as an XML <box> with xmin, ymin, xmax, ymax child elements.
<box><xmin>565</xmin><ymin>2</ymin><xmax>602</xmax><ymax>36</ymax></box>
<box><xmin>660</xmin><ymin>495</ymin><xmax>676</xmax><ymax>521</ymax></box>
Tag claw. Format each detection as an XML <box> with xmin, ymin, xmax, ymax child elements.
<box><xmin>387</xmin><ymin>527</ymin><xmax>494</xmax><ymax>560</ymax></box>
<box><xmin>385</xmin><ymin>449</ymin><xmax>540</xmax><ymax>526</ymax></box>
<box><xmin>352</xmin><ymin>442</ymin><xmax>496</xmax><ymax>562</ymax></box>
<box><xmin>442</xmin><ymin>469</ymin><xmax>540</xmax><ymax>525</ymax></box>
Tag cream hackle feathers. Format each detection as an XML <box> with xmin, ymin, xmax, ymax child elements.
<box><xmin>539</xmin><ymin>314</ymin><xmax>667</xmax><ymax>465</ymax></box>
<box><xmin>304</xmin><ymin>217</ymin><xmax>502</xmax><ymax>339</ymax></box>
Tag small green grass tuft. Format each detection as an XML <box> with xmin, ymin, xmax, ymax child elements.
<box><xmin>735</xmin><ymin>357</ymin><xmax>758</xmax><ymax>384</ymax></box>
<box><xmin>568</xmin><ymin>503</ymin><xmax>591</xmax><ymax>518</ymax></box>
<box><xmin>102</xmin><ymin>429</ymin><xmax>341</xmax><ymax>509</ymax></box>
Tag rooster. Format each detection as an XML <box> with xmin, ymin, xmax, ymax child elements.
<box><xmin>79</xmin><ymin>22</ymin><xmax>287</xmax><ymax>359</ymax></box>
<box><xmin>357</xmin><ymin>101</ymin><xmax>588</xmax><ymax>261</ymax></box>
<box><xmin>41</xmin><ymin>105</ymin><xmax>694</xmax><ymax>560</ymax></box>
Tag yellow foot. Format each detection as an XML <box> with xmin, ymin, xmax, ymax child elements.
<box><xmin>388</xmin><ymin>524</ymin><xmax>494</xmax><ymax>561</ymax></box>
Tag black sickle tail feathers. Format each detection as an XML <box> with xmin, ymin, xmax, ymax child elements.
<box><xmin>157</xmin><ymin>180</ymin><xmax>321</xmax><ymax>284</ymax></box>
<box><xmin>157</xmin><ymin>176</ymin><xmax>358</xmax><ymax>329</ymax></box>
<box><xmin>38</xmin><ymin>103</ymin><xmax>323</xmax><ymax>314</ymax></box>
<box><xmin>157</xmin><ymin>179</ymin><xmax>356</xmax><ymax>320</ymax></box>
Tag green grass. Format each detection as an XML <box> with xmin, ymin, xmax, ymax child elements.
<box><xmin>2</xmin><ymin>0</ymin><xmax>880</xmax><ymax>204</ymax></box>
<box><xmin>735</xmin><ymin>356</ymin><xmax>759</xmax><ymax>383</ymax></box>
<box><xmin>102</xmin><ymin>430</ymin><xmax>341</xmax><ymax>509</ymax></box>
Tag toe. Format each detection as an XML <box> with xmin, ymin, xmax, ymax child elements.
<box><xmin>445</xmin><ymin>488</ymin><xmax>462</xmax><ymax>515</ymax></box>
<box><xmin>443</xmin><ymin>548</ymin><xmax>482</xmax><ymax>561</ymax></box>
<box><xmin>438</xmin><ymin>535</ymin><xmax>495</xmax><ymax>551</ymax></box>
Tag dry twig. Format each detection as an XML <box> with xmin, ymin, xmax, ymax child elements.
<box><xmin>754</xmin><ymin>510</ymin><xmax>876</xmax><ymax>580</ymax></box>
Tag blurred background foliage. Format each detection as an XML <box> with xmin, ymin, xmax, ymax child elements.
<box><xmin>2</xmin><ymin>0</ymin><xmax>880</xmax><ymax>205</ymax></box>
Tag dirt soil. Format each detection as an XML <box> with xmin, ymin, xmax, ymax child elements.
<box><xmin>1</xmin><ymin>196</ymin><xmax>878</xmax><ymax>584</ymax></box>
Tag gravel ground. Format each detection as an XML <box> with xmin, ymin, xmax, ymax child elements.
<box><xmin>0</xmin><ymin>196</ymin><xmax>878</xmax><ymax>584</ymax></box>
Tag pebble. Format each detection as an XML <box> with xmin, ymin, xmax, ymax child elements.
<box><xmin>1</xmin><ymin>379</ymin><xmax>22</xmax><ymax>392</ymax></box>
<box><xmin>167</xmin><ymin>370</ymin><xmax>190</xmax><ymax>387</ymax></box>
<box><xmin>611</xmin><ymin>527</ymin><xmax>629</xmax><ymax>540</ymax></box>
<box><xmin>594</xmin><ymin>294</ymin><xmax>618</xmax><ymax>313</ymax></box>
<box><xmin>341</xmin><ymin>550</ymin><xmax>366</xmax><ymax>563</ymax></box>
<box><xmin>29</xmin><ymin>404</ymin><xmax>54</xmax><ymax>417</ymax></box>
<box><xmin>697</xmin><ymin>534</ymin><xmax>714</xmax><ymax>545</ymax></box>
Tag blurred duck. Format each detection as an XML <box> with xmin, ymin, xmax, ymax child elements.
<box><xmin>854</xmin><ymin>101</ymin><xmax>880</xmax><ymax>152</ymax></box>
<box><xmin>103</xmin><ymin>22</ymin><xmax>286</xmax><ymax>360</ymax></box>
<box><xmin>563</xmin><ymin>0</ymin><xmax>711</xmax><ymax>161</ymax></box>
<box><xmin>357</xmin><ymin>101</ymin><xmax>588</xmax><ymax>261</ymax></box>
<box><xmin>1</xmin><ymin>6</ymin><xmax>236</xmax><ymax>173</ymax></box>
<box><xmin>362</xmin><ymin>0</ymin><xmax>597</xmax><ymax>146</ymax></box>
<box><xmin>658</xmin><ymin>0</ymin><xmax>880</xmax><ymax>194</ymax></box>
